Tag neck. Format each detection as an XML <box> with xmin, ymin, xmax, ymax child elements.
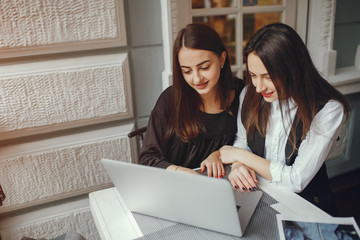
<box><xmin>200</xmin><ymin>89</ymin><xmax>222</xmax><ymax>114</ymax></box>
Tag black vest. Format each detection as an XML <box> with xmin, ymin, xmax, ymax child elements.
<box><xmin>247</xmin><ymin>105</ymin><xmax>336</xmax><ymax>215</ymax></box>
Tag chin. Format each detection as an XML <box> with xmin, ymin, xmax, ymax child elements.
<box><xmin>193</xmin><ymin>86</ymin><xmax>209</xmax><ymax>93</ymax></box>
<box><xmin>264</xmin><ymin>97</ymin><xmax>276</xmax><ymax>103</ymax></box>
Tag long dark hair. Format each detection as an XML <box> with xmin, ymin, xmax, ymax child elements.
<box><xmin>168</xmin><ymin>23</ymin><xmax>233</xmax><ymax>142</ymax></box>
<box><xmin>242</xmin><ymin>23</ymin><xmax>350</xmax><ymax>151</ymax></box>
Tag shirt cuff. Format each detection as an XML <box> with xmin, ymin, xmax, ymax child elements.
<box><xmin>269</xmin><ymin>161</ymin><xmax>283</xmax><ymax>182</ymax></box>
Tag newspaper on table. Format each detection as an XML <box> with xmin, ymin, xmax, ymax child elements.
<box><xmin>277</xmin><ymin>214</ymin><xmax>360</xmax><ymax>240</ymax></box>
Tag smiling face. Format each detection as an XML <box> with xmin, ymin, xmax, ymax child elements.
<box><xmin>178</xmin><ymin>47</ymin><xmax>226</xmax><ymax>99</ymax></box>
<box><xmin>247</xmin><ymin>52</ymin><xmax>278</xmax><ymax>102</ymax></box>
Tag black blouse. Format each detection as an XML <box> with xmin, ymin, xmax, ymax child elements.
<box><xmin>138</xmin><ymin>80</ymin><xmax>244</xmax><ymax>169</ymax></box>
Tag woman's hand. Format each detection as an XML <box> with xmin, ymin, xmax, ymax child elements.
<box><xmin>219</xmin><ymin>145</ymin><xmax>249</xmax><ymax>164</ymax></box>
<box><xmin>167</xmin><ymin>165</ymin><xmax>200</xmax><ymax>175</ymax></box>
<box><xmin>219</xmin><ymin>145</ymin><xmax>241</xmax><ymax>164</ymax></box>
<box><xmin>220</xmin><ymin>145</ymin><xmax>273</xmax><ymax>181</ymax></box>
<box><xmin>199</xmin><ymin>151</ymin><xmax>225</xmax><ymax>178</ymax></box>
<box><xmin>228</xmin><ymin>162</ymin><xmax>258</xmax><ymax>192</ymax></box>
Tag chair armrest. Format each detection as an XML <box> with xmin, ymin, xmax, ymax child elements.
<box><xmin>128</xmin><ymin>127</ymin><xmax>147</xmax><ymax>139</ymax></box>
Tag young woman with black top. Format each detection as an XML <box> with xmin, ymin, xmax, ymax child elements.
<box><xmin>139</xmin><ymin>23</ymin><xmax>244</xmax><ymax>178</ymax></box>
<box><xmin>219</xmin><ymin>23</ymin><xmax>350</xmax><ymax>215</ymax></box>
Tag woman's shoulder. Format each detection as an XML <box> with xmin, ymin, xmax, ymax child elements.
<box><xmin>232</xmin><ymin>77</ymin><xmax>245</xmax><ymax>94</ymax></box>
<box><xmin>318</xmin><ymin>99</ymin><xmax>345</xmax><ymax>115</ymax></box>
<box><xmin>231</xmin><ymin>77</ymin><xmax>245</xmax><ymax>103</ymax></box>
<box><xmin>152</xmin><ymin>85</ymin><xmax>173</xmax><ymax>114</ymax></box>
<box><xmin>238</xmin><ymin>84</ymin><xmax>248</xmax><ymax>102</ymax></box>
<box><xmin>311</xmin><ymin>99</ymin><xmax>345</xmax><ymax>136</ymax></box>
<box><xmin>159</xmin><ymin>85</ymin><xmax>173</xmax><ymax>100</ymax></box>
<box><xmin>228</xmin><ymin>78</ymin><xmax>244</xmax><ymax>113</ymax></box>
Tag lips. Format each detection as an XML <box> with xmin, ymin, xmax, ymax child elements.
<box><xmin>261</xmin><ymin>92</ymin><xmax>273</xmax><ymax>98</ymax></box>
<box><xmin>195</xmin><ymin>82</ymin><xmax>209</xmax><ymax>89</ymax></box>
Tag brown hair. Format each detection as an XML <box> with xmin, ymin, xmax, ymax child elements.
<box><xmin>167</xmin><ymin>23</ymin><xmax>233</xmax><ymax>142</ymax></box>
<box><xmin>242</xmin><ymin>23</ymin><xmax>350</xmax><ymax>152</ymax></box>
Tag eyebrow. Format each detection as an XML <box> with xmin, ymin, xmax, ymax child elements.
<box><xmin>248</xmin><ymin>70</ymin><xmax>270</xmax><ymax>76</ymax></box>
<box><xmin>180</xmin><ymin>60</ymin><xmax>211</xmax><ymax>68</ymax></box>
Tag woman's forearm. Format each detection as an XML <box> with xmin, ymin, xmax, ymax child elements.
<box><xmin>220</xmin><ymin>145</ymin><xmax>272</xmax><ymax>181</ymax></box>
<box><xmin>237</xmin><ymin>149</ymin><xmax>272</xmax><ymax>181</ymax></box>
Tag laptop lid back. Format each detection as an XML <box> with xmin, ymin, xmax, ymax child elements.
<box><xmin>101</xmin><ymin>159</ymin><xmax>243</xmax><ymax>237</ymax></box>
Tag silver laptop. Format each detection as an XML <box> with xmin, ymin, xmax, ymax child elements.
<box><xmin>101</xmin><ymin>159</ymin><xmax>262</xmax><ymax>237</ymax></box>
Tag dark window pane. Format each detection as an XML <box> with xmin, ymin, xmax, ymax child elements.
<box><xmin>243</xmin><ymin>12</ymin><xmax>282</xmax><ymax>60</ymax></box>
<box><xmin>243</xmin><ymin>0</ymin><xmax>282</xmax><ymax>7</ymax></box>
<box><xmin>193</xmin><ymin>14</ymin><xmax>237</xmax><ymax>65</ymax></box>
<box><xmin>192</xmin><ymin>0</ymin><xmax>236</xmax><ymax>9</ymax></box>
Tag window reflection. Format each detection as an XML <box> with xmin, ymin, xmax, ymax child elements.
<box><xmin>192</xmin><ymin>0</ymin><xmax>235</xmax><ymax>9</ymax></box>
<box><xmin>243</xmin><ymin>0</ymin><xmax>282</xmax><ymax>6</ymax></box>
<box><xmin>193</xmin><ymin>14</ymin><xmax>236</xmax><ymax>65</ymax></box>
<box><xmin>191</xmin><ymin>1</ymin><xmax>283</xmax><ymax>66</ymax></box>
<box><xmin>243</xmin><ymin>12</ymin><xmax>282</xmax><ymax>50</ymax></box>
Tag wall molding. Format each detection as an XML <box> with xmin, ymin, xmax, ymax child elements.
<box><xmin>0</xmin><ymin>124</ymin><xmax>135</xmax><ymax>214</ymax></box>
<box><xmin>0</xmin><ymin>197</ymin><xmax>99</xmax><ymax>240</ymax></box>
<box><xmin>160</xmin><ymin>0</ymin><xmax>173</xmax><ymax>90</ymax></box>
<box><xmin>0</xmin><ymin>53</ymin><xmax>133</xmax><ymax>140</ymax></box>
<box><xmin>0</xmin><ymin>0</ymin><xmax>127</xmax><ymax>59</ymax></box>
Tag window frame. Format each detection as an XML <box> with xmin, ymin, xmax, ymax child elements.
<box><xmin>307</xmin><ymin>0</ymin><xmax>360</xmax><ymax>95</ymax></box>
<box><xmin>172</xmin><ymin>0</ymin><xmax>297</xmax><ymax>79</ymax></box>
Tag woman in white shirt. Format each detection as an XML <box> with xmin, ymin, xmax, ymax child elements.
<box><xmin>219</xmin><ymin>23</ymin><xmax>350</xmax><ymax>215</ymax></box>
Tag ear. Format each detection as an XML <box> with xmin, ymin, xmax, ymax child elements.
<box><xmin>220</xmin><ymin>51</ymin><xmax>227</xmax><ymax>66</ymax></box>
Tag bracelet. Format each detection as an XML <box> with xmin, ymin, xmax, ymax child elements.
<box><xmin>174</xmin><ymin>166</ymin><xmax>180</xmax><ymax>172</ymax></box>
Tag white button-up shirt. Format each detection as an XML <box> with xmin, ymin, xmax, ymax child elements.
<box><xmin>233</xmin><ymin>87</ymin><xmax>345</xmax><ymax>192</ymax></box>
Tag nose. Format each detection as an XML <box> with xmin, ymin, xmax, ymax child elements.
<box><xmin>255</xmin><ymin>78</ymin><xmax>266</xmax><ymax>93</ymax></box>
<box><xmin>193</xmin><ymin>70</ymin><xmax>202</xmax><ymax>84</ymax></box>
